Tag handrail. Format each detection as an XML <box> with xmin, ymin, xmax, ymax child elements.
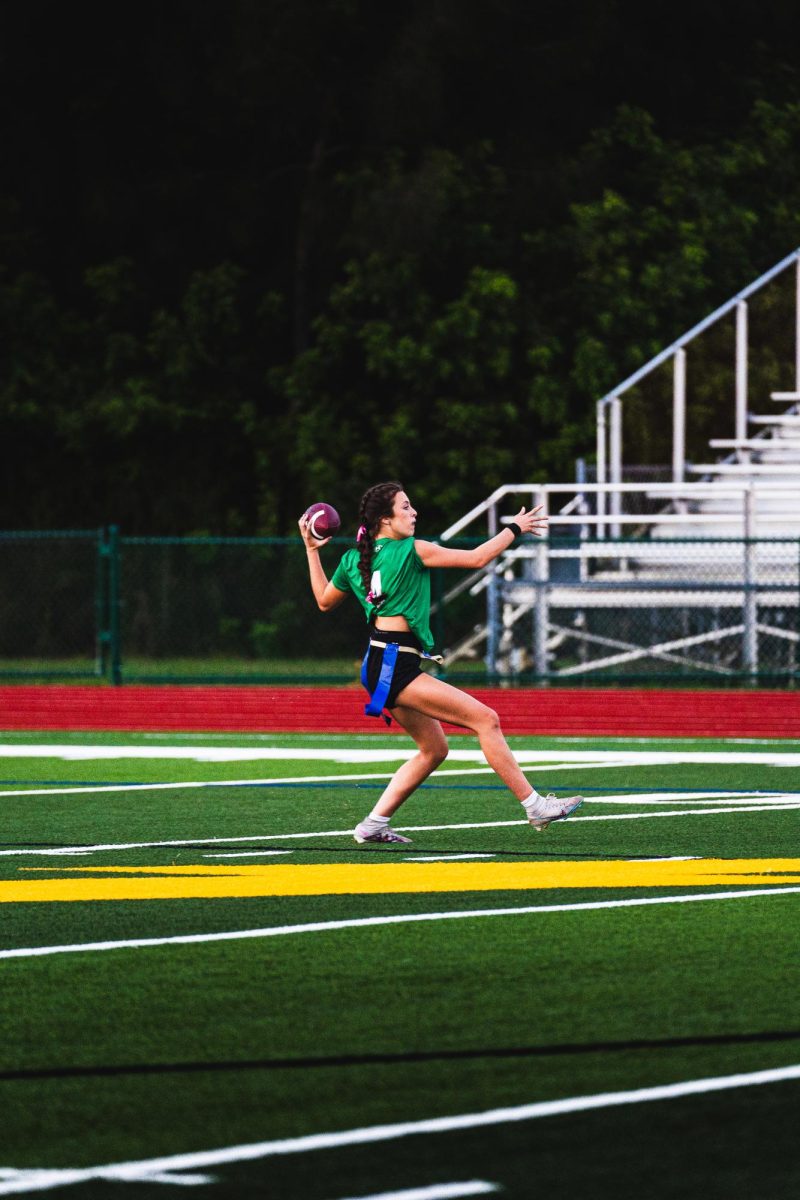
<box><xmin>440</xmin><ymin>480</ymin><xmax>797</xmax><ymax>538</ymax></box>
<box><xmin>596</xmin><ymin>247</ymin><xmax>800</xmax><ymax>409</ymax></box>
<box><xmin>440</xmin><ymin>483</ymin><xmax>530</xmax><ymax>538</ymax></box>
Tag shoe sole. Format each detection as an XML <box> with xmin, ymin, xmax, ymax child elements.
<box><xmin>529</xmin><ymin>798</ymin><xmax>583</xmax><ymax>832</ymax></box>
<box><xmin>353</xmin><ymin>833</ymin><xmax>412</xmax><ymax>845</ymax></box>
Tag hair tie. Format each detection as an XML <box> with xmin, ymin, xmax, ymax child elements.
<box><xmin>356</xmin><ymin>525</ymin><xmax>367</xmax><ymax>543</ymax></box>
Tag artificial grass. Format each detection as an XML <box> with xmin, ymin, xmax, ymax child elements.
<box><xmin>0</xmin><ymin>732</ymin><xmax>798</xmax><ymax>1195</ymax></box>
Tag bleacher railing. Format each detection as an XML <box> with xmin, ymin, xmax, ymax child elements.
<box><xmin>440</xmin><ymin>482</ymin><xmax>800</xmax><ymax>683</ymax></box>
<box><xmin>593</xmin><ymin>246</ymin><xmax>800</xmax><ymax>533</ymax></box>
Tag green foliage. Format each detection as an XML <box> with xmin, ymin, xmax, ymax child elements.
<box><xmin>2</xmin><ymin>4</ymin><xmax>800</xmax><ymax>533</ymax></box>
<box><xmin>274</xmin><ymin>252</ymin><xmax>525</xmax><ymax>525</ymax></box>
<box><xmin>521</xmin><ymin>100</ymin><xmax>800</xmax><ymax>467</ymax></box>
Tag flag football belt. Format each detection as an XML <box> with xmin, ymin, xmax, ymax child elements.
<box><xmin>361</xmin><ymin>638</ymin><xmax>444</xmax><ymax>722</ymax></box>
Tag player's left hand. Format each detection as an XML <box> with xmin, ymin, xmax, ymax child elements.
<box><xmin>511</xmin><ymin>504</ymin><xmax>548</xmax><ymax>537</ymax></box>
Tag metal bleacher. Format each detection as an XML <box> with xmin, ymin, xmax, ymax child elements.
<box><xmin>439</xmin><ymin>248</ymin><xmax>800</xmax><ymax>681</ymax></box>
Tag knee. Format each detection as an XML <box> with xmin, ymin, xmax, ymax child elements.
<box><xmin>424</xmin><ymin>740</ymin><xmax>449</xmax><ymax>769</ymax></box>
<box><xmin>476</xmin><ymin>704</ymin><xmax>501</xmax><ymax>735</ymax></box>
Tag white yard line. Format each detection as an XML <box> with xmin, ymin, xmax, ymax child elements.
<box><xmin>401</xmin><ymin>800</ymin><xmax>800</xmax><ymax>829</ymax></box>
<box><xmin>4</xmin><ymin>751</ymin><xmax>799</xmax><ymax>803</ymax></box>
<box><xmin>2</xmin><ymin>745</ymin><xmax>800</xmax><ymax>765</ymax></box>
<box><xmin>333</xmin><ymin>1184</ymin><xmax>499</xmax><ymax>1200</ymax></box>
<box><xmin>1</xmin><ymin>764</ymin><xmax>796</xmax><ymax>806</ymax></box>
<box><xmin>0</xmin><ymin>793</ymin><xmax>797</xmax><ymax>859</ymax></box>
<box><xmin>202</xmin><ymin>851</ymin><xmax>294</xmax><ymax>859</ymax></box>
<box><xmin>0</xmin><ymin>1063</ymin><xmax>798</xmax><ymax>1194</ymax></box>
<box><xmin>0</xmin><ymin>767</ymin><xmax>508</xmax><ymax>802</ymax></box>
<box><xmin>575</xmin><ymin>801</ymin><xmax>800</xmax><ymax>821</ymax></box>
<box><xmin>403</xmin><ymin>855</ymin><xmax>496</xmax><ymax>863</ymax></box>
<box><xmin>3</xmin><ymin>886</ymin><xmax>800</xmax><ymax>962</ymax></box>
<box><xmin>588</xmin><ymin>791</ymin><xmax>789</xmax><ymax>804</ymax></box>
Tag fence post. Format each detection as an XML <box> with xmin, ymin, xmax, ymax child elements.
<box><xmin>486</xmin><ymin>499</ymin><xmax>500</xmax><ymax>677</ymax></box>
<box><xmin>98</xmin><ymin>528</ymin><xmax>113</xmax><ymax>680</ymax></box>
<box><xmin>107</xmin><ymin>525</ymin><xmax>122</xmax><ymax>685</ymax></box>
<box><xmin>742</xmin><ymin>488</ymin><xmax>758</xmax><ymax>678</ymax></box>
<box><xmin>95</xmin><ymin>529</ymin><xmax>107</xmax><ymax>678</ymax></box>
<box><xmin>534</xmin><ymin>487</ymin><xmax>550</xmax><ymax>679</ymax></box>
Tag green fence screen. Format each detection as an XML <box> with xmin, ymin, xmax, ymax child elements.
<box><xmin>0</xmin><ymin>529</ymin><xmax>797</xmax><ymax>686</ymax></box>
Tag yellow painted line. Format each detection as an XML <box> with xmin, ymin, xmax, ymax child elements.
<box><xmin>3</xmin><ymin>858</ymin><xmax>800</xmax><ymax>903</ymax></box>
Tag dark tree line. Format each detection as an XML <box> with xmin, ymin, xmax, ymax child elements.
<box><xmin>2</xmin><ymin>0</ymin><xmax>800</xmax><ymax>535</ymax></box>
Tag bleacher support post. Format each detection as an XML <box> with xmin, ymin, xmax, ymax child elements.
<box><xmin>610</xmin><ymin>395</ymin><xmax>623</xmax><ymax>540</ymax></box>
<box><xmin>736</xmin><ymin>300</ymin><xmax>748</xmax><ymax>443</ymax></box>
<box><xmin>596</xmin><ymin>400</ymin><xmax>607</xmax><ymax>539</ymax></box>
<box><xmin>672</xmin><ymin>348</ymin><xmax>686</xmax><ymax>484</ymax></box>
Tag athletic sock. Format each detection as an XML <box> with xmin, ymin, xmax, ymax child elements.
<box><xmin>357</xmin><ymin>813</ymin><xmax>391</xmax><ymax>835</ymax></box>
<box><xmin>521</xmin><ymin>791</ymin><xmax>547</xmax><ymax>816</ymax></box>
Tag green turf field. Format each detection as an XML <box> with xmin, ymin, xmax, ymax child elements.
<box><xmin>1</xmin><ymin>731</ymin><xmax>799</xmax><ymax>1198</ymax></box>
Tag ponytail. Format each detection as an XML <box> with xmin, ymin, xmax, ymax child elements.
<box><xmin>356</xmin><ymin>480</ymin><xmax>404</xmax><ymax>598</ymax></box>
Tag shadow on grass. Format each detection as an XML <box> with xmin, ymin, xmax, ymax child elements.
<box><xmin>5</xmin><ymin>1029</ymin><xmax>800</xmax><ymax>1082</ymax></box>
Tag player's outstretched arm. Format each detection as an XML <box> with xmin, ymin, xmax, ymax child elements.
<box><xmin>416</xmin><ymin>505</ymin><xmax>548</xmax><ymax>570</ymax></box>
<box><xmin>298</xmin><ymin>514</ymin><xmax>347</xmax><ymax>611</ymax></box>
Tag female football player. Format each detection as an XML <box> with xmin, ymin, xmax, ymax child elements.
<box><xmin>299</xmin><ymin>480</ymin><xmax>582</xmax><ymax>844</ymax></box>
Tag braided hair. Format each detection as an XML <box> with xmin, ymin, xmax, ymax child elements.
<box><xmin>356</xmin><ymin>480</ymin><xmax>404</xmax><ymax>600</ymax></box>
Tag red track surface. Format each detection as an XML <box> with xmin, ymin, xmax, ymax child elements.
<box><xmin>0</xmin><ymin>685</ymin><xmax>797</xmax><ymax>737</ymax></box>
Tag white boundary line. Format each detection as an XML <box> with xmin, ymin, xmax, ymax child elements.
<box><xmin>3</xmin><ymin>886</ymin><xmax>800</xmax><ymax>961</ymax></box>
<box><xmin>0</xmin><ymin>792</ymin><xmax>797</xmax><ymax>858</ymax></box>
<box><xmin>0</xmin><ymin>1063</ymin><xmax>798</xmax><ymax>1194</ymax></box>
<box><xmin>2</xmin><ymin>744</ymin><xmax>799</xmax><ymax>765</ymax></box>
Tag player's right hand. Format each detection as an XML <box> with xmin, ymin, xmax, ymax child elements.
<box><xmin>298</xmin><ymin>514</ymin><xmax>331</xmax><ymax>549</ymax></box>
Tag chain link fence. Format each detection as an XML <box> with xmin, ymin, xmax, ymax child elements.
<box><xmin>0</xmin><ymin>529</ymin><xmax>797</xmax><ymax>685</ymax></box>
<box><xmin>0</xmin><ymin>531</ymin><xmax>107</xmax><ymax>679</ymax></box>
<box><xmin>487</xmin><ymin>536</ymin><xmax>800</xmax><ymax>683</ymax></box>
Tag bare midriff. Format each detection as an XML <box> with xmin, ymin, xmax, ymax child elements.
<box><xmin>374</xmin><ymin>615</ymin><xmax>412</xmax><ymax>632</ymax></box>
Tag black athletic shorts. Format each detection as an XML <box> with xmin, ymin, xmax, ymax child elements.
<box><xmin>363</xmin><ymin>628</ymin><xmax>424</xmax><ymax>709</ymax></box>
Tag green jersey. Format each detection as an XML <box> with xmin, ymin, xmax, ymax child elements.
<box><xmin>331</xmin><ymin>536</ymin><xmax>434</xmax><ymax>651</ymax></box>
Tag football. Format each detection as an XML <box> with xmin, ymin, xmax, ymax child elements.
<box><xmin>304</xmin><ymin>502</ymin><xmax>341</xmax><ymax>539</ymax></box>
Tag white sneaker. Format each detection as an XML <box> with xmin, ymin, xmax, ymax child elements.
<box><xmin>354</xmin><ymin>823</ymin><xmax>413</xmax><ymax>845</ymax></box>
<box><xmin>525</xmin><ymin>793</ymin><xmax>583</xmax><ymax>832</ymax></box>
